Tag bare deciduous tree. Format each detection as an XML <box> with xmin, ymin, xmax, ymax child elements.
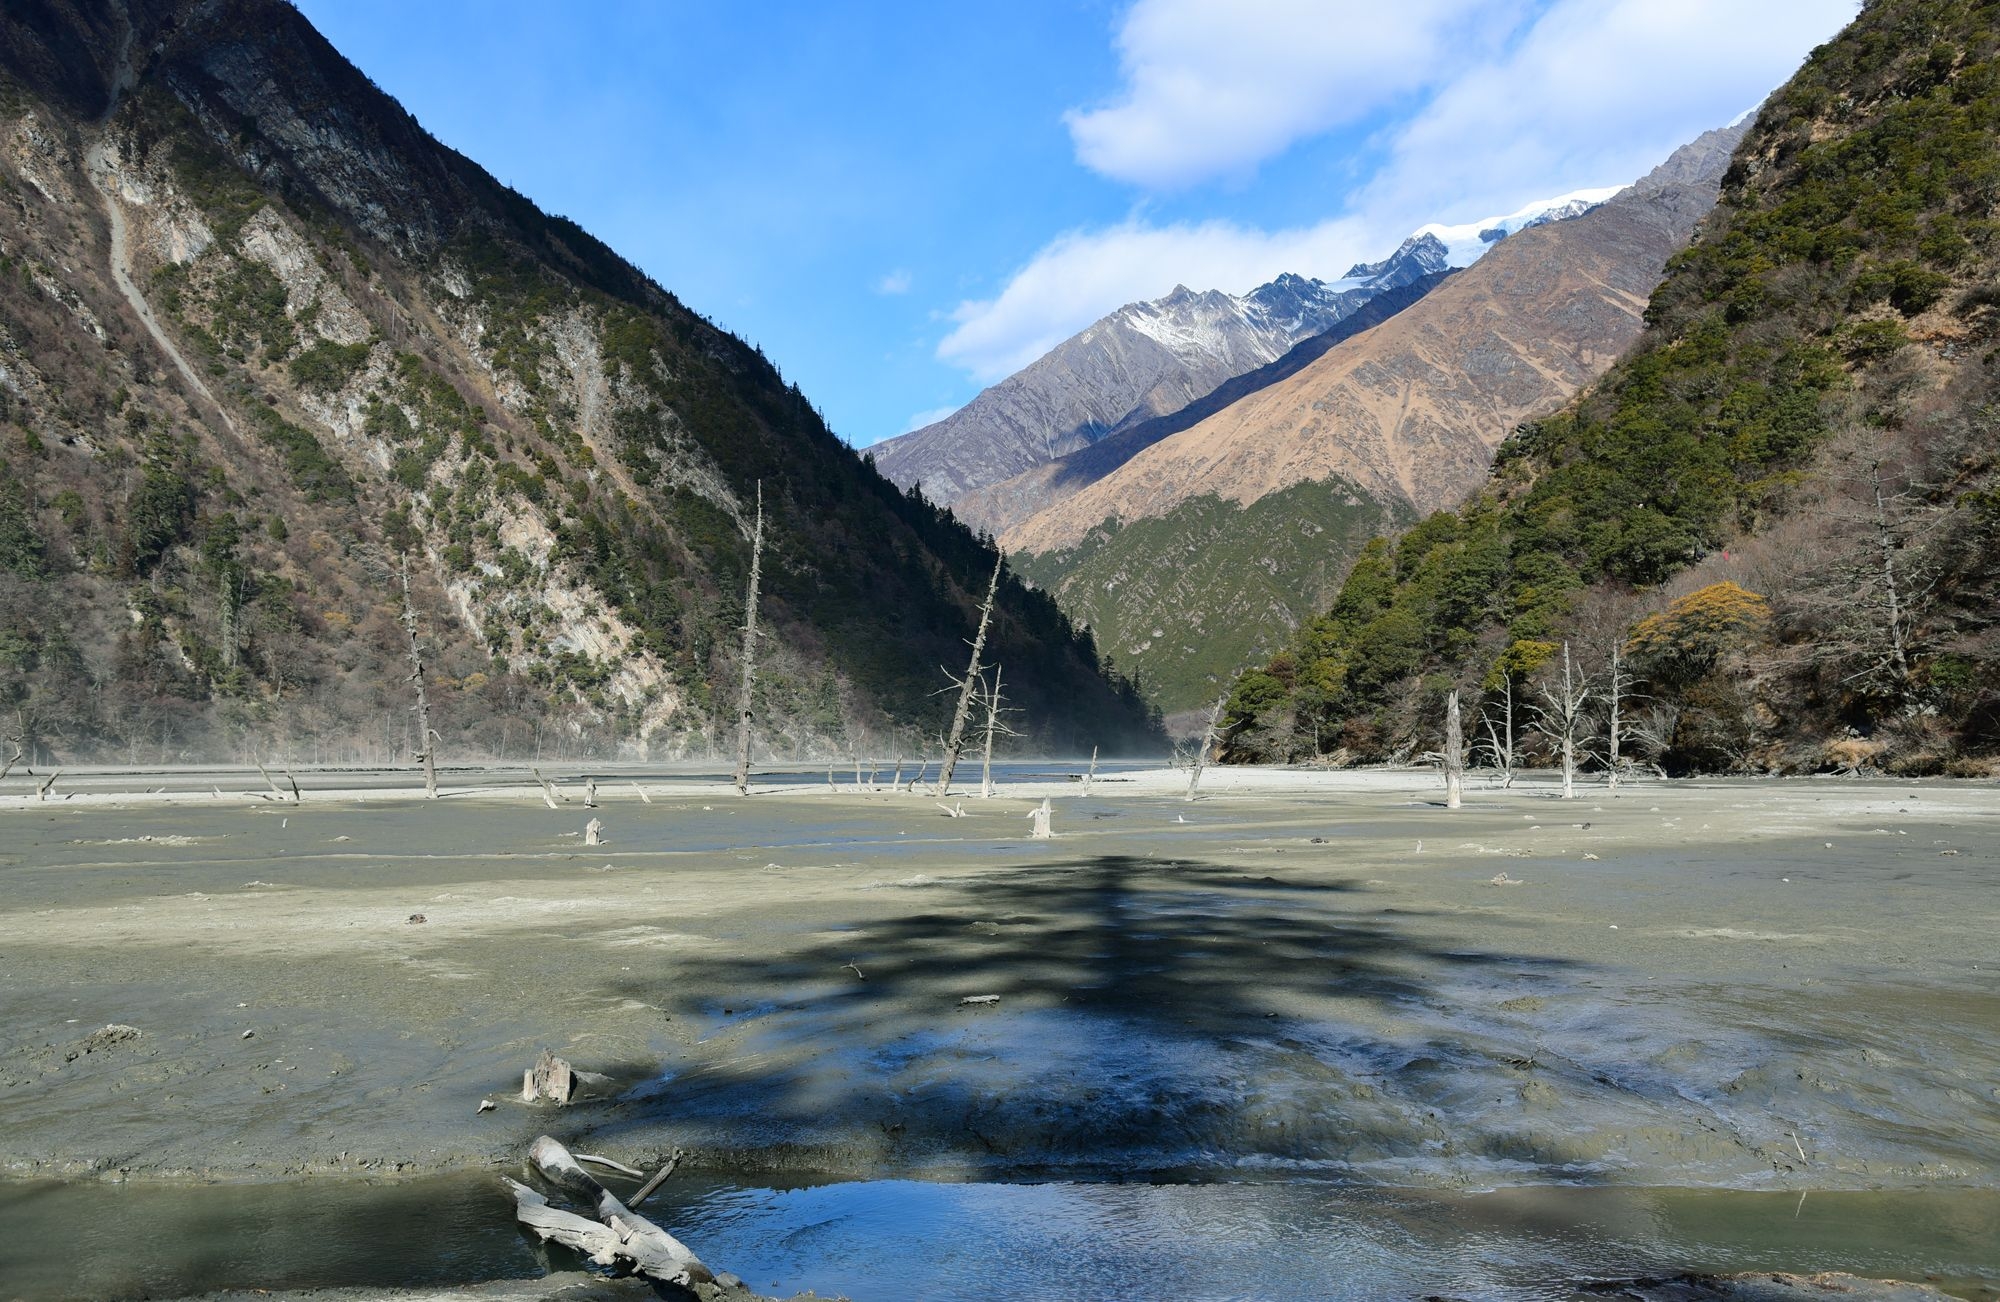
<box><xmin>977</xmin><ymin>664</ymin><xmax>1020</xmax><ymax>799</ymax></box>
<box><xmin>1443</xmin><ymin>688</ymin><xmax>1463</xmax><ymax>809</ymax></box>
<box><xmin>1604</xmin><ymin>639</ymin><xmax>1634</xmax><ymax>792</ymax></box>
<box><xmin>1185</xmin><ymin>693</ymin><xmax>1227</xmax><ymax>802</ymax></box>
<box><xmin>1476</xmin><ymin>678</ymin><xmax>1517</xmax><ymax>788</ymax></box>
<box><xmin>732</xmin><ymin>483</ymin><xmax>764</xmax><ymax>797</ymax></box>
<box><xmin>935</xmin><ymin>553</ymin><xmax>1004</xmax><ymax>796</ymax></box>
<box><xmin>1530</xmin><ymin>641</ymin><xmax>1591</xmax><ymax>799</ymax></box>
<box><xmin>399</xmin><ymin>555</ymin><xmax>438</xmax><ymax>799</ymax></box>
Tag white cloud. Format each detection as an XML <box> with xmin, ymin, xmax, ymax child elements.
<box><xmin>939</xmin><ymin>216</ymin><xmax>1370</xmax><ymax>383</ymax></box>
<box><xmin>899</xmin><ymin>405</ymin><xmax>960</xmax><ymax>435</ymax></box>
<box><xmin>1359</xmin><ymin>0</ymin><xmax>1862</xmax><ymax>226</ymax></box>
<box><xmin>875</xmin><ymin>268</ymin><xmax>913</xmax><ymax>295</ymax></box>
<box><xmin>942</xmin><ymin>0</ymin><xmax>1857</xmax><ymax>383</ymax></box>
<box><xmin>1066</xmin><ymin>0</ymin><xmax>1511</xmax><ymax>190</ymax></box>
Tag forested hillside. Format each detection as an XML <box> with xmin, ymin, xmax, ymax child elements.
<box><xmin>1225</xmin><ymin>0</ymin><xmax>2000</xmax><ymax>776</ymax></box>
<box><xmin>0</xmin><ymin>0</ymin><xmax>1160</xmax><ymax>764</ymax></box>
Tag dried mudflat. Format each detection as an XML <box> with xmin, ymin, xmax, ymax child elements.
<box><xmin>1</xmin><ymin>765</ymin><xmax>1996</xmax><ymax>1298</ymax></box>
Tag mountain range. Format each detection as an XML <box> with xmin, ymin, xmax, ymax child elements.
<box><xmin>871</xmin><ymin>187</ymin><xmax>1620</xmax><ymax>514</ymax></box>
<box><xmin>1223</xmin><ymin>0</ymin><xmax>2000</xmax><ymax>774</ymax></box>
<box><xmin>995</xmin><ymin>125</ymin><xmax>1745</xmax><ymax>712</ymax></box>
<box><xmin>0</xmin><ymin>0</ymin><xmax>1160</xmax><ymax>763</ymax></box>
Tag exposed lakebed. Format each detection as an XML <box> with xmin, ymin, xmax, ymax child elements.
<box><xmin>1</xmin><ymin>764</ymin><xmax>1996</xmax><ymax>1297</ymax></box>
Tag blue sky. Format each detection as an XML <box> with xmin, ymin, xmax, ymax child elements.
<box><xmin>293</xmin><ymin>0</ymin><xmax>1859</xmax><ymax>447</ymax></box>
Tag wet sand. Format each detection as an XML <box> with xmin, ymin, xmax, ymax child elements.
<box><xmin>1</xmin><ymin>765</ymin><xmax>1996</xmax><ymax>1292</ymax></box>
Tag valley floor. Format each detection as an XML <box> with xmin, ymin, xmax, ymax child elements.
<box><xmin>1</xmin><ymin>764</ymin><xmax>1996</xmax><ymax>1298</ymax></box>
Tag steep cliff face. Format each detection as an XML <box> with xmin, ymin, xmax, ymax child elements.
<box><xmin>1005</xmin><ymin>126</ymin><xmax>1745</xmax><ymax>712</ymax></box>
<box><xmin>0</xmin><ymin>0</ymin><xmax>1159</xmax><ymax>762</ymax></box>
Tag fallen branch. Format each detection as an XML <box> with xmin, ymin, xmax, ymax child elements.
<box><xmin>37</xmin><ymin>768</ymin><xmax>61</xmax><ymax>801</ymax></box>
<box><xmin>504</xmin><ymin>1171</ymin><xmax>708</xmax><ymax>1288</ymax></box>
<box><xmin>255</xmin><ymin>761</ymin><xmax>289</xmax><ymax>803</ymax></box>
<box><xmin>523</xmin><ymin>1135</ymin><xmax>711</xmax><ymax>1287</ymax></box>
<box><xmin>628</xmin><ymin>1148</ymin><xmax>685</xmax><ymax>1210</ymax></box>
<box><xmin>530</xmin><ymin>767</ymin><xmax>563</xmax><ymax>809</ymax></box>
<box><xmin>573</xmin><ymin>1152</ymin><xmax>645</xmax><ymax>1179</ymax></box>
<box><xmin>629</xmin><ymin>782</ymin><xmax>653</xmax><ymax>805</ymax></box>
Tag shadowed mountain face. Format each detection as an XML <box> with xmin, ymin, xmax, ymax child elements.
<box><xmin>1003</xmin><ymin>125</ymin><xmax>1746</xmax><ymax>712</ymax></box>
<box><xmin>0</xmin><ymin>0</ymin><xmax>1160</xmax><ymax>762</ymax></box>
<box><xmin>868</xmin><ymin>237</ymin><xmax>1456</xmax><ymax>504</ymax></box>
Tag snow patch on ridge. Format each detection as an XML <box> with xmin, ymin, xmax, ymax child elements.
<box><xmin>1413</xmin><ymin>186</ymin><xmax>1624</xmax><ymax>267</ymax></box>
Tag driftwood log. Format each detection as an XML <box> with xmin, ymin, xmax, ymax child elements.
<box><xmin>505</xmin><ymin>1135</ymin><xmax>712</xmax><ymax>1288</ymax></box>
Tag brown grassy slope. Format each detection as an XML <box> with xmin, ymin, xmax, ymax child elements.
<box><xmin>1004</xmin><ymin>128</ymin><xmax>1743</xmax><ymax>558</ymax></box>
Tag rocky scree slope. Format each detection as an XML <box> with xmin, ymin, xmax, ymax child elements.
<box><xmin>0</xmin><ymin>0</ymin><xmax>1159</xmax><ymax>763</ymax></box>
<box><xmin>1224</xmin><ymin>0</ymin><xmax>2000</xmax><ymax>774</ymax></box>
<box><xmin>1007</xmin><ymin>125</ymin><xmax>1746</xmax><ymax>713</ymax></box>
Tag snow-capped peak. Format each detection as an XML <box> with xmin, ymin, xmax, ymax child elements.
<box><xmin>1410</xmin><ymin>186</ymin><xmax>1624</xmax><ymax>268</ymax></box>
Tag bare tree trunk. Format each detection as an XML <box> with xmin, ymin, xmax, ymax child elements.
<box><xmin>1872</xmin><ymin>463</ymin><xmax>1914</xmax><ymax>695</ymax></box>
<box><xmin>979</xmin><ymin>666</ymin><xmax>1001</xmax><ymax>799</ymax></box>
<box><xmin>733</xmin><ymin>483</ymin><xmax>764</xmax><ymax>797</ymax></box>
<box><xmin>1559</xmin><ymin>643</ymin><xmax>1579</xmax><ymax>799</ymax></box>
<box><xmin>1606</xmin><ymin>642</ymin><xmax>1625</xmax><ymax>793</ymax></box>
<box><xmin>400</xmin><ymin>555</ymin><xmax>438</xmax><ymax>800</ymax></box>
<box><xmin>1479</xmin><ymin>679</ymin><xmax>1516</xmax><ymax>788</ymax></box>
<box><xmin>1185</xmin><ymin>694</ymin><xmax>1227</xmax><ymax>802</ymax></box>
<box><xmin>1444</xmin><ymin>688</ymin><xmax>1463</xmax><ymax>810</ymax></box>
<box><xmin>1083</xmin><ymin>745</ymin><xmax>1098</xmax><ymax>795</ymax></box>
<box><xmin>1530</xmin><ymin>642</ymin><xmax>1590</xmax><ymax>800</ymax></box>
<box><xmin>936</xmin><ymin>553</ymin><xmax>1004</xmax><ymax>796</ymax></box>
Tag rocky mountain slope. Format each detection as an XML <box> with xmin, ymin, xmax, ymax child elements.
<box><xmin>1224</xmin><ymin>0</ymin><xmax>2000</xmax><ymax>774</ymax></box>
<box><xmin>873</xmin><ymin>189</ymin><xmax>1621</xmax><ymax>511</ymax></box>
<box><xmin>870</xmin><ymin>243</ymin><xmax>1450</xmax><ymax>503</ymax></box>
<box><xmin>954</xmin><ymin>272</ymin><xmax>1450</xmax><ymax>539</ymax></box>
<box><xmin>1009</xmin><ymin>125</ymin><xmax>1747</xmax><ymax>712</ymax></box>
<box><xmin>0</xmin><ymin>0</ymin><xmax>1160</xmax><ymax>763</ymax></box>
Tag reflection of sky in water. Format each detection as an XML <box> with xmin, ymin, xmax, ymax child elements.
<box><xmin>4</xmin><ymin>1177</ymin><xmax>1994</xmax><ymax>1301</ymax></box>
<box><xmin>661</xmin><ymin>1181</ymin><xmax>2000</xmax><ymax>1302</ymax></box>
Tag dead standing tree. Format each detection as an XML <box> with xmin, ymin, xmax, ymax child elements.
<box><xmin>1443</xmin><ymin>688</ymin><xmax>1464</xmax><ymax>809</ymax></box>
<box><xmin>1604</xmin><ymin>638</ymin><xmax>1635</xmax><ymax>792</ymax></box>
<box><xmin>399</xmin><ymin>555</ymin><xmax>438</xmax><ymax>799</ymax></box>
<box><xmin>732</xmin><ymin>482</ymin><xmax>764</xmax><ymax>797</ymax></box>
<box><xmin>1530</xmin><ymin>641</ymin><xmax>1591</xmax><ymax>799</ymax></box>
<box><xmin>1185</xmin><ymin>693</ymin><xmax>1228</xmax><ymax>802</ymax></box>
<box><xmin>978</xmin><ymin>664</ymin><xmax>1021</xmax><ymax>798</ymax></box>
<box><xmin>934</xmin><ymin>552</ymin><xmax>1004</xmax><ymax>797</ymax></box>
<box><xmin>1476</xmin><ymin>680</ymin><xmax>1517</xmax><ymax>788</ymax></box>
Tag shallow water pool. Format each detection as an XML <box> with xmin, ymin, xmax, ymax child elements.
<box><xmin>2</xmin><ymin>1176</ymin><xmax>1994</xmax><ymax>1301</ymax></box>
